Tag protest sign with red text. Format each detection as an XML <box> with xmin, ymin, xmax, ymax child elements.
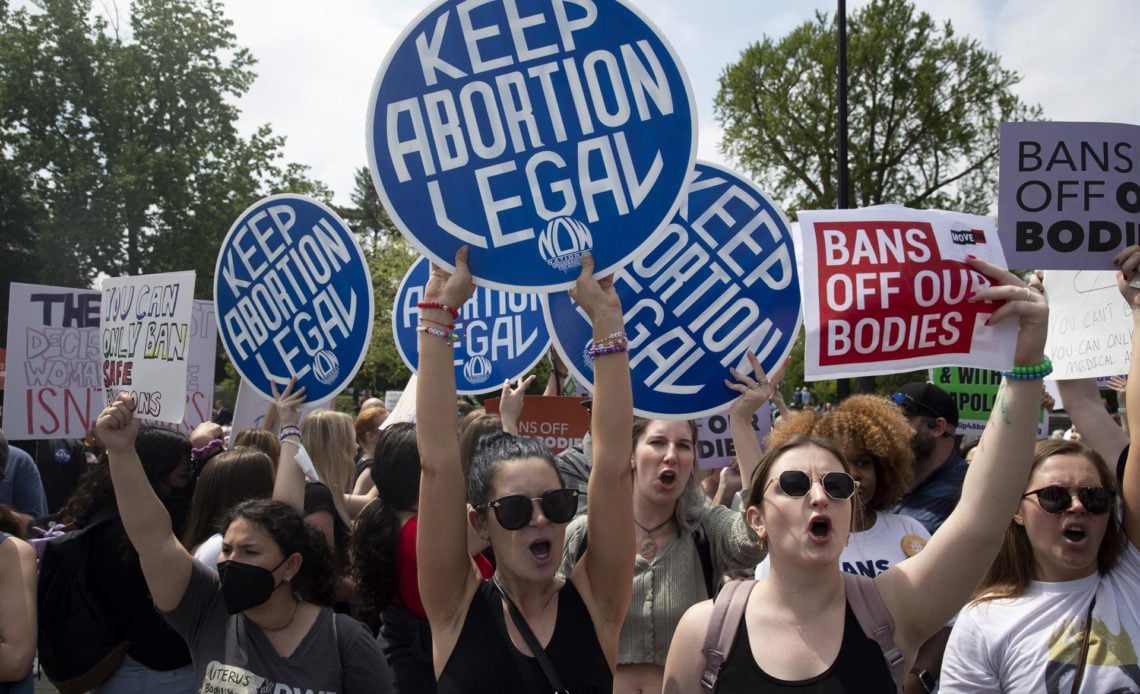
<box><xmin>798</xmin><ymin>206</ymin><xmax>1018</xmax><ymax>379</ymax></box>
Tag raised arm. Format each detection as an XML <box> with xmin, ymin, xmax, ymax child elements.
<box><xmin>726</xmin><ymin>352</ymin><xmax>787</xmax><ymax>491</ymax></box>
<box><xmin>95</xmin><ymin>394</ymin><xmax>193</xmax><ymax>612</ymax></box>
<box><xmin>877</xmin><ymin>257</ymin><xmax>1049</xmax><ymax>653</ymax></box>
<box><xmin>1056</xmin><ymin>377</ymin><xmax>1127</xmax><ymax>468</ymax></box>
<box><xmin>415</xmin><ymin>248</ymin><xmax>482</xmax><ymax>638</ymax></box>
<box><xmin>498</xmin><ymin>374</ymin><xmax>535</xmax><ymax>436</ymax></box>
<box><xmin>1116</xmin><ymin>246</ymin><xmax>1140</xmax><ymax>546</ymax></box>
<box><xmin>568</xmin><ymin>253</ymin><xmax>635</xmax><ymax>633</ymax></box>
<box><xmin>271</xmin><ymin>378</ymin><xmax>308</xmax><ymax>515</ymax></box>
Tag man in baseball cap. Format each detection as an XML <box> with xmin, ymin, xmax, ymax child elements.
<box><xmin>889</xmin><ymin>382</ymin><xmax>966</xmax><ymax>534</ymax></box>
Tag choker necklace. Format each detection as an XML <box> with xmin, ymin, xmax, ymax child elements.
<box><xmin>257</xmin><ymin>598</ymin><xmax>300</xmax><ymax>633</ymax></box>
<box><xmin>634</xmin><ymin>517</ymin><xmax>673</xmax><ymax>561</ymax></box>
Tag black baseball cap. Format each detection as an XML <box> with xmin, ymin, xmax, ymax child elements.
<box><xmin>892</xmin><ymin>382</ymin><xmax>959</xmax><ymax>427</ymax></box>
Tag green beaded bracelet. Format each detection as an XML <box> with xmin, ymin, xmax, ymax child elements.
<box><xmin>1000</xmin><ymin>357</ymin><xmax>1053</xmax><ymax>380</ymax></box>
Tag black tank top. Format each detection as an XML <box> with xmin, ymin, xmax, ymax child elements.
<box><xmin>715</xmin><ymin>601</ymin><xmax>896</xmax><ymax>693</ymax></box>
<box><xmin>437</xmin><ymin>579</ymin><xmax>612</xmax><ymax>694</ymax></box>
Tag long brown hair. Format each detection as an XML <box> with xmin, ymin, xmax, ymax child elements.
<box><xmin>974</xmin><ymin>439</ymin><xmax>1124</xmax><ymax>602</ymax></box>
<box><xmin>181</xmin><ymin>447</ymin><xmax>275</xmax><ymax>552</ymax></box>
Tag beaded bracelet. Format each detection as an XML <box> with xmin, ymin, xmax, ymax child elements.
<box><xmin>417</xmin><ymin>301</ymin><xmax>461</xmax><ymax>320</ymax></box>
<box><xmin>417</xmin><ymin>324</ymin><xmax>460</xmax><ymax>345</ymax></box>
<box><xmin>279</xmin><ymin>425</ymin><xmax>302</xmax><ymax>442</ymax></box>
<box><xmin>589</xmin><ymin>330</ymin><xmax>628</xmax><ymax>352</ymax></box>
<box><xmin>1000</xmin><ymin>357</ymin><xmax>1053</xmax><ymax>380</ymax></box>
<box><xmin>587</xmin><ymin>342</ymin><xmax>629</xmax><ymax>358</ymax></box>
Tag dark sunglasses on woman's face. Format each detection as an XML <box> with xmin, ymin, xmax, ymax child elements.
<box><xmin>768</xmin><ymin>470</ymin><xmax>857</xmax><ymax>500</ymax></box>
<box><xmin>479</xmin><ymin>488</ymin><xmax>580</xmax><ymax>530</ymax></box>
<box><xmin>1022</xmin><ymin>485</ymin><xmax>1115</xmax><ymax>515</ymax></box>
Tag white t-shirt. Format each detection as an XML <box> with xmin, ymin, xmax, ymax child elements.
<box><xmin>941</xmin><ymin>542</ymin><xmax>1140</xmax><ymax>693</ymax></box>
<box><xmin>755</xmin><ymin>511</ymin><xmax>930</xmax><ymax>579</ymax></box>
<box><xmin>192</xmin><ymin>532</ymin><xmax>223</xmax><ymax>572</ymax></box>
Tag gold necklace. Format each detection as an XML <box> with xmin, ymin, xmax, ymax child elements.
<box><xmin>256</xmin><ymin>598</ymin><xmax>300</xmax><ymax>633</ymax></box>
<box><xmin>634</xmin><ymin>517</ymin><xmax>672</xmax><ymax>561</ymax></box>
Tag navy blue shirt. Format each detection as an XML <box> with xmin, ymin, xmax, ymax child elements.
<box><xmin>0</xmin><ymin>445</ymin><xmax>48</xmax><ymax>519</ymax></box>
<box><xmin>892</xmin><ymin>453</ymin><xmax>968</xmax><ymax>535</ymax></box>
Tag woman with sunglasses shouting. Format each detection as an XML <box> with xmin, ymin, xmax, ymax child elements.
<box><xmin>416</xmin><ymin>248</ymin><xmax>633</xmax><ymax>694</ymax></box>
<box><xmin>940</xmin><ymin>246</ymin><xmax>1140</xmax><ymax>693</ymax></box>
<box><xmin>663</xmin><ymin>256</ymin><xmax>1051</xmax><ymax>693</ymax></box>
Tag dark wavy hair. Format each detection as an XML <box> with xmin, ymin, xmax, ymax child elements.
<box><xmin>467</xmin><ymin>432</ymin><xmax>562</xmax><ymax>508</ymax></box>
<box><xmin>221</xmin><ymin>499</ymin><xmax>337</xmax><ymax>606</ymax></box>
<box><xmin>974</xmin><ymin>439</ymin><xmax>1124</xmax><ymax>603</ymax></box>
<box><xmin>181</xmin><ymin>447</ymin><xmax>275</xmax><ymax>552</ymax></box>
<box><xmin>765</xmin><ymin>395</ymin><xmax>914</xmax><ymax>510</ymax></box>
<box><xmin>60</xmin><ymin>427</ymin><xmax>191</xmax><ymax>527</ymax></box>
<box><xmin>350</xmin><ymin>423</ymin><xmax>420</xmax><ymax>610</ymax></box>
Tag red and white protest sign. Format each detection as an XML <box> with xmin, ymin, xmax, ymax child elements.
<box><xmin>797</xmin><ymin>206</ymin><xmax>1018</xmax><ymax>379</ymax></box>
<box><xmin>484</xmin><ymin>396</ymin><xmax>590</xmax><ymax>455</ymax></box>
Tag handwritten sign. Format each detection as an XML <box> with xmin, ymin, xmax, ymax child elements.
<box><xmin>1043</xmin><ymin>270</ymin><xmax>1134</xmax><ymax>378</ymax></box>
<box><xmin>100</xmin><ymin>271</ymin><xmax>196</xmax><ymax>423</ymax></box>
<box><xmin>797</xmin><ymin>206</ymin><xmax>1016</xmax><ymax>379</ymax></box>
<box><xmin>139</xmin><ymin>300</ymin><xmax>217</xmax><ymax>434</ymax></box>
<box><xmin>3</xmin><ymin>285</ymin><xmax>102</xmax><ymax>439</ymax></box>
<box><xmin>215</xmin><ymin>194</ymin><xmax>374</xmax><ymax>402</ymax></box>
<box><xmin>1000</xmin><ymin>122</ymin><xmax>1140</xmax><ymax>270</ymax></box>
<box><xmin>393</xmin><ymin>256</ymin><xmax>550</xmax><ymax>394</ymax></box>
<box><xmin>367</xmin><ymin>0</ymin><xmax>697</xmax><ymax>291</ymax></box>
<box><xmin>544</xmin><ymin>162</ymin><xmax>800</xmax><ymax>419</ymax></box>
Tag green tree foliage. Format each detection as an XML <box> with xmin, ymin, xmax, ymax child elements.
<box><xmin>0</xmin><ymin>0</ymin><xmax>327</xmax><ymax>294</ymax></box>
<box><xmin>715</xmin><ymin>0</ymin><xmax>1042</xmax><ymax>215</ymax></box>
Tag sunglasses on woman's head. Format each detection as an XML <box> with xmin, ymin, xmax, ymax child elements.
<box><xmin>1022</xmin><ymin>486</ymin><xmax>1115</xmax><ymax>515</ymax></box>
<box><xmin>479</xmin><ymin>488</ymin><xmax>579</xmax><ymax>530</ymax></box>
<box><xmin>767</xmin><ymin>470</ymin><xmax>857</xmax><ymax>500</ymax></box>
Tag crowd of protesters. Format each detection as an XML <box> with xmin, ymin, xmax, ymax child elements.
<box><xmin>2</xmin><ymin>248</ymin><xmax>1140</xmax><ymax>693</ymax></box>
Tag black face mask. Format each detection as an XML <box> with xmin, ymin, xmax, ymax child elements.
<box><xmin>217</xmin><ymin>557</ymin><xmax>289</xmax><ymax>615</ymax></box>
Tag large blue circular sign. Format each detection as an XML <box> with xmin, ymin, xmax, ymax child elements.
<box><xmin>214</xmin><ymin>195</ymin><xmax>374</xmax><ymax>402</ymax></box>
<box><xmin>368</xmin><ymin>0</ymin><xmax>697</xmax><ymax>293</ymax></box>
<box><xmin>543</xmin><ymin>162</ymin><xmax>802</xmax><ymax>419</ymax></box>
<box><xmin>393</xmin><ymin>256</ymin><xmax>552</xmax><ymax>394</ymax></box>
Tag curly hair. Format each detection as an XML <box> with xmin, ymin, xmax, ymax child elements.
<box><xmin>351</xmin><ymin>423</ymin><xmax>420</xmax><ymax>611</ymax></box>
<box><xmin>221</xmin><ymin>499</ymin><xmax>337</xmax><ymax>606</ymax></box>
<box><xmin>765</xmin><ymin>395</ymin><xmax>914</xmax><ymax>510</ymax></box>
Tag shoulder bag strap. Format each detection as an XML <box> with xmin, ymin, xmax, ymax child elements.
<box><xmin>700</xmin><ymin>579</ymin><xmax>756</xmax><ymax>693</ymax></box>
<box><xmin>1071</xmin><ymin>594</ymin><xmax>1097</xmax><ymax>694</ymax></box>
<box><xmin>494</xmin><ymin>579</ymin><xmax>569</xmax><ymax>694</ymax></box>
<box><xmin>843</xmin><ymin>572</ymin><xmax>905</xmax><ymax>693</ymax></box>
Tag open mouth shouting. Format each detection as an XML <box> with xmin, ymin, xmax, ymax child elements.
<box><xmin>528</xmin><ymin>538</ymin><xmax>554</xmax><ymax>565</ymax></box>
<box><xmin>1061</xmin><ymin>524</ymin><xmax>1088</xmax><ymax>546</ymax></box>
<box><xmin>657</xmin><ymin>469</ymin><xmax>678</xmax><ymax>491</ymax></box>
<box><xmin>807</xmin><ymin>514</ymin><xmax>833</xmax><ymax>544</ymax></box>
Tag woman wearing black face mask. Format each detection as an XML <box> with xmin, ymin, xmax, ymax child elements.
<box><xmin>95</xmin><ymin>394</ymin><xmax>394</xmax><ymax>694</ymax></box>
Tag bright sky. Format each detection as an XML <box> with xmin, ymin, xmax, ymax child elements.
<box><xmin>97</xmin><ymin>0</ymin><xmax>1140</xmax><ymax>205</ymax></box>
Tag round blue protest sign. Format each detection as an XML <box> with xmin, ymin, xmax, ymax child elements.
<box><xmin>393</xmin><ymin>256</ymin><xmax>551</xmax><ymax>394</ymax></box>
<box><xmin>543</xmin><ymin>161</ymin><xmax>802</xmax><ymax>419</ymax></box>
<box><xmin>214</xmin><ymin>194</ymin><xmax>374</xmax><ymax>402</ymax></box>
<box><xmin>368</xmin><ymin>0</ymin><xmax>697</xmax><ymax>293</ymax></box>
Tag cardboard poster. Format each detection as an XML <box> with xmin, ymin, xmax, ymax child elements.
<box><xmin>1000</xmin><ymin>121</ymin><xmax>1140</xmax><ymax>270</ymax></box>
<box><xmin>229</xmin><ymin>378</ymin><xmax>331</xmax><ymax>435</ymax></box>
<box><xmin>139</xmin><ymin>300</ymin><xmax>217</xmax><ymax>435</ymax></box>
<box><xmin>100</xmin><ymin>271</ymin><xmax>196</xmax><ymax>424</ymax></box>
<box><xmin>544</xmin><ymin>162</ymin><xmax>800</xmax><ymax>419</ymax></box>
<box><xmin>1043</xmin><ymin>270</ymin><xmax>1134</xmax><ymax>379</ymax></box>
<box><xmin>484</xmin><ymin>395</ymin><xmax>589</xmax><ymax>454</ymax></box>
<box><xmin>797</xmin><ymin>206</ymin><xmax>1017</xmax><ymax>379</ymax></box>
<box><xmin>393</xmin><ymin>256</ymin><xmax>550</xmax><ymax>395</ymax></box>
<box><xmin>368</xmin><ymin>0</ymin><xmax>697</xmax><ymax>291</ymax></box>
<box><xmin>695</xmin><ymin>408</ymin><xmax>772</xmax><ymax>469</ymax></box>
<box><xmin>215</xmin><ymin>194</ymin><xmax>374</xmax><ymax>402</ymax></box>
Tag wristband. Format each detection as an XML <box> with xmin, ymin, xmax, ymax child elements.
<box><xmin>417</xmin><ymin>301</ymin><xmax>461</xmax><ymax>320</ymax></box>
<box><xmin>278</xmin><ymin>425</ymin><xmax>302</xmax><ymax>442</ymax></box>
<box><xmin>1001</xmin><ymin>357</ymin><xmax>1053</xmax><ymax>380</ymax></box>
<box><xmin>417</xmin><ymin>324</ymin><xmax>460</xmax><ymax>345</ymax></box>
<box><xmin>419</xmin><ymin>317</ymin><xmax>456</xmax><ymax>330</ymax></box>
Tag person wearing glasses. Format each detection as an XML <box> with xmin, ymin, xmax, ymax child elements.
<box><xmin>890</xmin><ymin>381</ymin><xmax>967</xmax><ymax>534</ymax></box>
<box><xmin>940</xmin><ymin>247</ymin><xmax>1140</xmax><ymax>692</ymax></box>
<box><xmin>663</xmin><ymin>256</ymin><xmax>1050</xmax><ymax>692</ymax></box>
<box><xmin>559</xmin><ymin>351</ymin><xmax>778</xmax><ymax>694</ymax></box>
<box><xmin>416</xmin><ymin>249</ymin><xmax>633</xmax><ymax>693</ymax></box>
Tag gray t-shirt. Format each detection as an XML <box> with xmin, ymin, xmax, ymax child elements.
<box><xmin>165</xmin><ymin>559</ymin><xmax>393</xmax><ymax>694</ymax></box>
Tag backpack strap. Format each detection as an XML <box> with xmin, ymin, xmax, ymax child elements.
<box><xmin>699</xmin><ymin>579</ymin><xmax>756</xmax><ymax>693</ymax></box>
<box><xmin>691</xmin><ymin>527</ymin><xmax>716</xmax><ymax>598</ymax></box>
<box><xmin>843</xmin><ymin>572</ymin><xmax>905</xmax><ymax>692</ymax></box>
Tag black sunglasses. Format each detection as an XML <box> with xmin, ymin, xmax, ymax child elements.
<box><xmin>767</xmin><ymin>470</ymin><xmax>857</xmax><ymax>500</ymax></box>
<box><xmin>891</xmin><ymin>392</ymin><xmax>943</xmax><ymax>420</ymax></box>
<box><xmin>1022</xmin><ymin>486</ymin><xmax>1115</xmax><ymax>515</ymax></box>
<box><xmin>479</xmin><ymin>488</ymin><xmax>579</xmax><ymax>530</ymax></box>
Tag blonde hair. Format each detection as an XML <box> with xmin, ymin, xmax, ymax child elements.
<box><xmin>301</xmin><ymin>410</ymin><xmax>355</xmax><ymax>525</ymax></box>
